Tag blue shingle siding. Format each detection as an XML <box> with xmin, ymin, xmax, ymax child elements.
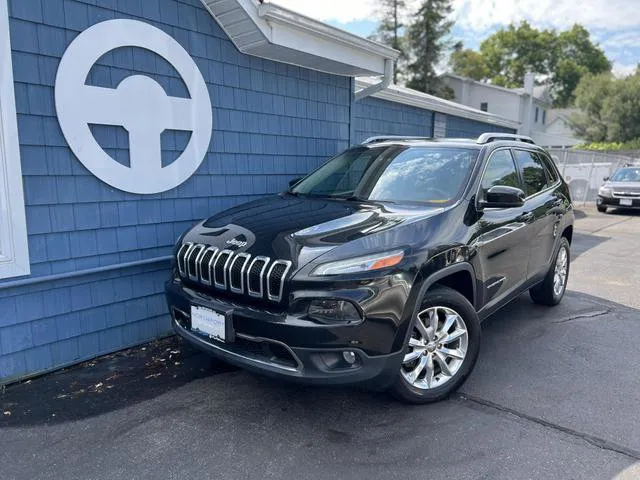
<box><xmin>1</xmin><ymin>0</ymin><xmax>351</xmax><ymax>382</ymax></box>
<box><xmin>445</xmin><ymin>114</ymin><xmax>516</xmax><ymax>138</ymax></box>
<box><xmin>2</xmin><ymin>0</ymin><xmax>514</xmax><ymax>382</ymax></box>
<box><xmin>354</xmin><ymin>97</ymin><xmax>433</xmax><ymax>144</ymax></box>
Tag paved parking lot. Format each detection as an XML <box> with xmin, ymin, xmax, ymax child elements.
<box><xmin>3</xmin><ymin>207</ymin><xmax>640</xmax><ymax>480</ymax></box>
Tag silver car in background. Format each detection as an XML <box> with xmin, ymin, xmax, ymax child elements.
<box><xmin>597</xmin><ymin>165</ymin><xmax>640</xmax><ymax>213</ymax></box>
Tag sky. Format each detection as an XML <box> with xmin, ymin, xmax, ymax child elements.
<box><xmin>270</xmin><ymin>0</ymin><xmax>640</xmax><ymax>78</ymax></box>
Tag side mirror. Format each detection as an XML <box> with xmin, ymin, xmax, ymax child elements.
<box><xmin>603</xmin><ymin>176</ymin><xmax>610</xmax><ymax>182</ymax></box>
<box><xmin>479</xmin><ymin>185</ymin><xmax>526</xmax><ymax>209</ymax></box>
<box><xmin>289</xmin><ymin>177</ymin><xmax>303</xmax><ymax>188</ymax></box>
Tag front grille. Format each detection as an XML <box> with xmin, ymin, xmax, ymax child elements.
<box><xmin>213</xmin><ymin>250</ymin><xmax>233</xmax><ymax>289</ymax></box>
<box><xmin>199</xmin><ymin>247</ymin><xmax>218</xmax><ymax>285</ymax></box>
<box><xmin>614</xmin><ymin>191</ymin><xmax>640</xmax><ymax>198</ymax></box>
<box><xmin>229</xmin><ymin>253</ymin><xmax>251</xmax><ymax>294</ymax></box>
<box><xmin>247</xmin><ymin>257</ymin><xmax>269</xmax><ymax>298</ymax></box>
<box><xmin>266</xmin><ymin>260</ymin><xmax>292</xmax><ymax>302</ymax></box>
<box><xmin>187</xmin><ymin>244</ymin><xmax>205</xmax><ymax>280</ymax></box>
<box><xmin>176</xmin><ymin>243</ymin><xmax>292</xmax><ymax>303</ymax></box>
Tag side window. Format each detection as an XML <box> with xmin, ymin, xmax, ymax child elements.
<box><xmin>481</xmin><ymin>150</ymin><xmax>521</xmax><ymax>199</ymax></box>
<box><xmin>535</xmin><ymin>152</ymin><xmax>558</xmax><ymax>183</ymax></box>
<box><xmin>515</xmin><ymin>150</ymin><xmax>548</xmax><ymax>196</ymax></box>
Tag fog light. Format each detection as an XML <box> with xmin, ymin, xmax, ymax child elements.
<box><xmin>342</xmin><ymin>351</ymin><xmax>357</xmax><ymax>364</ymax></box>
<box><xmin>307</xmin><ymin>299</ymin><xmax>362</xmax><ymax>324</ymax></box>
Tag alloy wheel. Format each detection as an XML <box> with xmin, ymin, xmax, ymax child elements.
<box><xmin>553</xmin><ymin>246</ymin><xmax>569</xmax><ymax>297</ymax></box>
<box><xmin>401</xmin><ymin>306</ymin><xmax>468</xmax><ymax>390</ymax></box>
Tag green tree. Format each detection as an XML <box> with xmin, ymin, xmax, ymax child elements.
<box><xmin>463</xmin><ymin>22</ymin><xmax>610</xmax><ymax>106</ymax></box>
<box><xmin>368</xmin><ymin>0</ymin><xmax>408</xmax><ymax>84</ymax></box>
<box><xmin>571</xmin><ymin>72</ymin><xmax>640</xmax><ymax>143</ymax></box>
<box><xmin>450</xmin><ymin>48</ymin><xmax>489</xmax><ymax>80</ymax></box>
<box><xmin>479</xmin><ymin>21</ymin><xmax>556</xmax><ymax>88</ymax></box>
<box><xmin>552</xmin><ymin>25</ymin><xmax>611</xmax><ymax>107</ymax></box>
<box><xmin>406</xmin><ymin>0</ymin><xmax>455</xmax><ymax>97</ymax></box>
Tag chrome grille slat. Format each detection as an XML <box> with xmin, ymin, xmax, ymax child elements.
<box><xmin>247</xmin><ymin>256</ymin><xmax>270</xmax><ymax>298</ymax></box>
<box><xmin>229</xmin><ymin>253</ymin><xmax>251</xmax><ymax>294</ymax></box>
<box><xmin>198</xmin><ymin>247</ymin><xmax>219</xmax><ymax>286</ymax></box>
<box><xmin>213</xmin><ymin>250</ymin><xmax>233</xmax><ymax>290</ymax></box>
<box><xmin>176</xmin><ymin>244</ymin><xmax>292</xmax><ymax>303</ymax></box>
<box><xmin>177</xmin><ymin>243</ymin><xmax>193</xmax><ymax>276</ymax></box>
<box><xmin>187</xmin><ymin>244</ymin><xmax>205</xmax><ymax>281</ymax></box>
<box><xmin>266</xmin><ymin>260</ymin><xmax>292</xmax><ymax>302</ymax></box>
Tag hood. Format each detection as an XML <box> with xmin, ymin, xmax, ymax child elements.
<box><xmin>182</xmin><ymin>194</ymin><xmax>442</xmax><ymax>267</ymax></box>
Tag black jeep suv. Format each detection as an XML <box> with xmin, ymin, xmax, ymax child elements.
<box><xmin>165</xmin><ymin>133</ymin><xmax>573</xmax><ymax>403</ymax></box>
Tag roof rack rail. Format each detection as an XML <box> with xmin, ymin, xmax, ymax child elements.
<box><xmin>477</xmin><ymin>133</ymin><xmax>535</xmax><ymax>145</ymax></box>
<box><xmin>362</xmin><ymin>136</ymin><xmax>433</xmax><ymax>145</ymax></box>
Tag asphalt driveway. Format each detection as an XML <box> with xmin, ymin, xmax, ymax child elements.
<box><xmin>2</xmin><ymin>206</ymin><xmax>640</xmax><ymax>480</ymax></box>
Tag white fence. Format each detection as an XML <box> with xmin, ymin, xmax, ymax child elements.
<box><xmin>548</xmin><ymin>149</ymin><xmax>638</xmax><ymax>204</ymax></box>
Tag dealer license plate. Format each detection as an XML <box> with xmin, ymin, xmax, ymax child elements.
<box><xmin>190</xmin><ymin>306</ymin><xmax>226</xmax><ymax>342</ymax></box>
<box><xmin>620</xmin><ymin>198</ymin><xmax>633</xmax><ymax>206</ymax></box>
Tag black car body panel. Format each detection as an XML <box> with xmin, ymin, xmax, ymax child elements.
<box><xmin>166</xmin><ymin>137</ymin><xmax>574</xmax><ymax>388</ymax></box>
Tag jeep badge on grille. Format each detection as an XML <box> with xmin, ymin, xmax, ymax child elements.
<box><xmin>226</xmin><ymin>238</ymin><xmax>248</xmax><ymax>248</ymax></box>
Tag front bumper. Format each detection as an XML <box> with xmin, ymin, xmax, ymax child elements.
<box><xmin>597</xmin><ymin>195</ymin><xmax>640</xmax><ymax>208</ymax></box>
<box><xmin>165</xmin><ymin>280</ymin><xmax>405</xmax><ymax>388</ymax></box>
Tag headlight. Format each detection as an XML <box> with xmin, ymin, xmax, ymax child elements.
<box><xmin>599</xmin><ymin>186</ymin><xmax>612</xmax><ymax>197</ymax></box>
<box><xmin>311</xmin><ymin>250</ymin><xmax>404</xmax><ymax>276</ymax></box>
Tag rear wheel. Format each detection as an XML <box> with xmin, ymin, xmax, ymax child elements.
<box><xmin>390</xmin><ymin>286</ymin><xmax>480</xmax><ymax>404</ymax></box>
<box><xmin>530</xmin><ymin>237</ymin><xmax>570</xmax><ymax>306</ymax></box>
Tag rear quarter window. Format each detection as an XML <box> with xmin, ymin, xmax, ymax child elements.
<box><xmin>515</xmin><ymin>149</ymin><xmax>549</xmax><ymax>196</ymax></box>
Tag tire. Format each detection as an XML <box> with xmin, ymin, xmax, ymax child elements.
<box><xmin>597</xmin><ymin>205</ymin><xmax>607</xmax><ymax>213</ymax></box>
<box><xmin>530</xmin><ymin>237</ymin><xmax>571</xmax><ymax>306</ymax></box>
<box><xmin>390</xmin><ymin>286</ymin><xmax>481</xmax><ymax>404</ymax></box>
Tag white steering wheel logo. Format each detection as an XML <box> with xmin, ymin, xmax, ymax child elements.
<box><xmin>55</xmin><ymin>19</ymin><xmax>213</xmax><ymax>194</ymax></box>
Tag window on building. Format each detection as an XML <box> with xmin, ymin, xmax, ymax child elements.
<box><xmin>534</xmin><ymin>107</ymin><xmax>539</xmax><ymax>123</ymax></box>
<box><xmin>0</xmin><ymin>3</ymin><xmax>30</xmax><ymax>279</ymax></box>
<box><xmin>542</xmin><ymin>109</ymin><xmax>546</xmax><ymax>125</ymax></box>
<box><xmin>480</xmin><ymin>102</ymin><xmax>488</xmax><ymax>112</ymax></box>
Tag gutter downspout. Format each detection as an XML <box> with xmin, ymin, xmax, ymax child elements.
<box><xmin>354</xmin><ymin>59</ymin><xmax>394</xmax><ymax>101</ymax></box>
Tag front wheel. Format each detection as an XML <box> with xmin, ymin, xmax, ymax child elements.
<box><xmin>390</xmin><ymin>286</ymin><xmax>481</xmax><ymax>404</ymax></box>
<box><xmin>597</xmin><ymin>205</ymin><xmax>607</xmax><ymax>213</ymax></box>
<box><xmin>530</xmin><ymin>237</ymin><xmax>571</xmax><ymax>306</ymax></box>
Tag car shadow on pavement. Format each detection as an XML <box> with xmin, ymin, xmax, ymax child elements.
<box><xmin>0</xmin><ymin>288</ymin><xmax>632</xmax><ymax>432</ymax></box>
<box><xmin>0</xmin><ymin>337</ymin><xmax>237</xmax><ymax>427</ymax></box>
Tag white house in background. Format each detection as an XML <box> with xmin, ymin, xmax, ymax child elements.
<box><xmin>441</xmin><ymin>73</ymin><xmax>581</xmax><ymax>147</ymax></box>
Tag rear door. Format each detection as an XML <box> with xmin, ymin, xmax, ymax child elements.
<box><xmin>512</xmin><ymin>149</ymin><xmax>561</xmax><ymax>279</ymax></box>
<box><xmin>473</xmin><ymin>148</ymin><xmax>530</xmax><ymax>307</ymax></box>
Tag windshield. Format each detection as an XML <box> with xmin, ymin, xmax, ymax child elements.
<box><xmin>291</xmin><ymin>146</ymin><xmax>480</xmax><ymax>205</ymax></box>
<box><xmin>611</xmin><ymin>168</ymin><xmax>640</xmax><ymax>182</ymax></box>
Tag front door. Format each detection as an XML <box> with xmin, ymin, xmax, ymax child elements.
<box><xmin>472</xmin><ymin>148</ymin><xmax>530</xmax><ymax>308</ymax></box>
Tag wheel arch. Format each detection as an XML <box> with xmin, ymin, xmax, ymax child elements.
<box><xmin>421</xmin><ymin>263</ymin><xmax>477</xmax><ymax>310</ymax></box>
<box><xmin>562</xmin><ymin>224</ymin><xmax>573</xmax><ymax>244</ymax></box>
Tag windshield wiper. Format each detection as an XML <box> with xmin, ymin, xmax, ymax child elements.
<box><xmin>337</xmin><ymin>195</ymin><xmax>396</xmax><ymax>204</ymax></box>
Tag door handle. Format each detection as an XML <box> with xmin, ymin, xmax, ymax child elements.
<box><xmin>518</xmin><ymin>212</ymin><xmax>534</xmax><ymax>222</ymax></box>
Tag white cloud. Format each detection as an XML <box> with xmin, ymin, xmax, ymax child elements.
<box><xmin>452</xmin><ymin>0</ymin><xmax>640</xmax><ymax>32</ymax></box>
<box><xmin>612</xmin><ymin>62</ymin><xmax>637</xmax><ymax>78</ymax></box>
<box><xmin>270</xmin><ymin>0</ymin><xmax>640</xmax><ymax>32</ymax></box>
<box><xmin>602</xmin><ymin>31</ymin><xmax>640</xmax><ymax>49</ymax></box>
<box><xmin>268</xmin><ymin>0</ymin><xmax>375</xmax><ymax>23</ymax></box>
